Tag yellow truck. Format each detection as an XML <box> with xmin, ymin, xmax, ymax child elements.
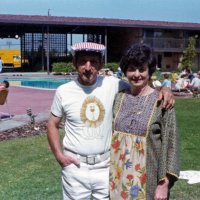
<box><xmin>0</xmin><ymin>49</ymin><xmax>28</xmax><ymax>69</ymax></box>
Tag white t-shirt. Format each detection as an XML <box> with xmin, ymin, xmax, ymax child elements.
<box><xmin>190</xmin><ymin>77</ymin><xmax>200</xmax><ymax>88</ymax></box>
<box><xmin>175</xmin><ymin>78</ymin><xmax>188</xmax><ymax>90</ymax></box>
<box><xmin>51</xmin><ymin>76</ymin><xmax>128</xmax><ymax>155</ymax></box>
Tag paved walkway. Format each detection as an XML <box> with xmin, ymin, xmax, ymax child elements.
<box><xmin>0</xmin><ymin>84</ymin><xmax>56</xmax><ymax>132</ymax></box>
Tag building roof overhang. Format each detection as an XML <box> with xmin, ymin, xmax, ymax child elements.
<box><xmin>1</xmin><ymin>14</ymin><xmax>200</xmax><ymax>30</ymax></box>
<box><xmin>1</xmin><ymin>14</ymin><xmax>200</xmax><ymax>38</ymax></box>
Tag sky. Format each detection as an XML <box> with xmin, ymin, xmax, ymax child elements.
<box><xmin>0</xmin><ymin>0</ymin><xmax>199</xmax><ymax>49</ymax></box>
<box><xmin>0</xmin><ymin>0</ymin><xmax>200</xmax><ymax>23</ymax></box>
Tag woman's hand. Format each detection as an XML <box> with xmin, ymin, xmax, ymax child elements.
<box><xmin>154</xmin><ymin>177</ymin><xmax>169</xmax><ymax>200</ymax></box>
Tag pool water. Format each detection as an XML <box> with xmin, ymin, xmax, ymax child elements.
<box><xmin>0</xmin><ymin>78</ymin><xmax>71</xmax><ymax>89</ymax></box>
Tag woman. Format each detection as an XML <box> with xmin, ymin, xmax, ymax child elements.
<box><xmin>110</xmin><ymin>43</ymin><xmax>179</xmax><ymax>200</ymax></box>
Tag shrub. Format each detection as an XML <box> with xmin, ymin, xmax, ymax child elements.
<box><xmin>52</xmin><ymin>62</ymin><xmax>66</xmax><ymax>73</ymax></box>
<box><xmin>104</xmin><ymin>62</ymin><xmax>119</xmax><ymax>72</ymax></box>
<box><xmin>52</xmin><ymin>62</ymin><xmax>74</xmax><ymax>74</ymax></box>
<box><xmin>152</xmin><ymin>69</ymin><xmax>163</xmax><ymax>80</ymax></box>
<box><xmin>66</xmin><ymin>62</ymin><xmax>74</xmax><ymax>73</ymax></box>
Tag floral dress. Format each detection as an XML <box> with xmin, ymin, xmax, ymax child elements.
<box><xmin>109</xmin><ymin>90</ymin><xmax>179</xmax><ymax>200</ymax></box>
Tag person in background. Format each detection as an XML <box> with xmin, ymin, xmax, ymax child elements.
<box><xmin>179</xmin><ymin>66</ymin><xmax>194</xmax><ymax>82</ymax></box>
<box><xmin>110</xmin><ymin>43</ymin><xmax>179</xmax><ymax>200</ymax></box>
<box><xmin>162</xmin><ymin>73</ymin><xmax>172</xmax><ymax>88</ymax></box>
<box><xmin>186</xmin><ymin>68</ymin><xmax>195</xmax><ymax>83</ymax></box>
<box><xmin>0</xmin><ymin>80</ymin><xmax>9</xmax><ymax>91</ymax></box>
<box><xmin>188</xmin><ymin>70</ymin><xmax>200</xmax><ymax>92</ymax></box>
<box><xmin>105</xmin><ymin>69</ymin><xmax>114</xmax><ymax>76</ymax></box>
<box><xmin>0</xmin><ymin>57</ymin><xmax>3</xmax><ymax>73</ymax></box>
<box><xmin>171</xmin><ymin>72</ymin><xmax>178</xmax><ymax>83</ymax></box>
<box><xmin>175</xmin><ymin>74</ymin><xmax>189</xmax><ymax>91</ymax></box>
<box><xmin>47</xmin><ymin>42</ymin><xmax>175</xmax><ymax>200</ymax></box>
<box><xmin>117</xmin><ymin>67</ymin><xmax>123</xmax><ymax>79</ymax></box>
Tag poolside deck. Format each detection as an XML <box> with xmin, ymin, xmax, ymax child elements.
<box><xmin>0</xmin><ymin>85</ymin><xmax>56</xmax><ymax>132</ymax></box>
<box><xmin>1</xmin><ymin>86</ymin><xmax>55</xmax><ymax>115</ymax></box>
<box><xmin>0</xmin><ymin>72</ymin><xmax>63</xmax><ymax>131</ymax></box>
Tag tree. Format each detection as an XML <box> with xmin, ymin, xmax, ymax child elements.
<box><xmin>181</xmin><ymin>37</ymin><xmax>196</xmax><ymax>70</ymax></box>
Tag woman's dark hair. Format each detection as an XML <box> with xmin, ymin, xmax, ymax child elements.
<box><xmin>120</xmin><ymin>43</ymin><xmax>156</xmax><ymax>77</ymax></box>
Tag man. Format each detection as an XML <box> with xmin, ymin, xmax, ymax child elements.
<box><xmin>47</xmin><ymin>42</ymin><xmax>174</xmax><ymax>200</ymax></box>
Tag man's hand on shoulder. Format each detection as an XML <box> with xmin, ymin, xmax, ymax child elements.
<box><xmin>158</xmin><ymin>87</ymin><xmax>175</xmax><ymax>109</ymax></box>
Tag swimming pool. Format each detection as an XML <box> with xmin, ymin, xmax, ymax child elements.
<box><xmin>0</xmin><ymin>77</ymin><xmax>71</xmax><ymax>89</ymax></box>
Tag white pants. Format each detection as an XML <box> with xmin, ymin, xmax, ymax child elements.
<box><xmin>61</xmin><ymin>157</ymin><xmax>110</xmax><ymax>200</ymax></box>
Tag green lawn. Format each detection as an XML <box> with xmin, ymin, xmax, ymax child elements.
<box><xmin>170</xmin><ymin>98</ymin><xmax>200</xmax><ymax>200</ymax></box>
<box><xmin>0</xmin><ymin>98</ymin><xmax>200</xmax><ymax>199</ymax></box>
<box><xmin>0</xmin><ymin>135</ymin><xmax>62</xmax><ymax>200</ymax></box>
